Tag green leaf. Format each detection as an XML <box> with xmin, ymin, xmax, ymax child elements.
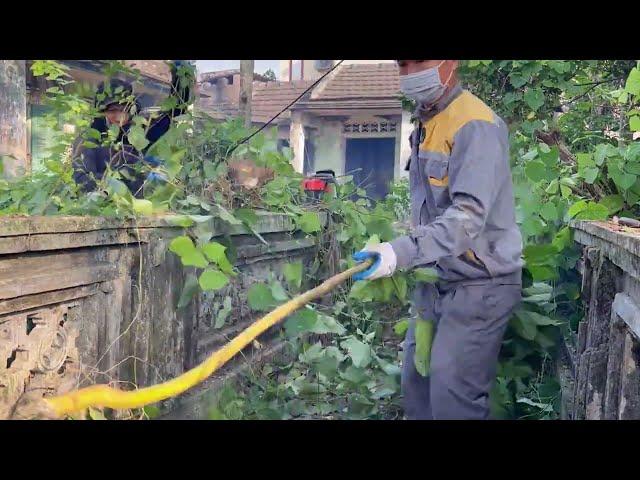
<box><xmin>201</xmin><ymin>242</ymin><xmax>234</xmax><ymax>274</ymax></box>
<box><xmin>169</xmin><ymin>235</ymin><xmax>196</xmax><ymax>257</ymax></box>
<box><xmin>310</xmin><ymin>314</ymin><xmax>346</xmax><ymax>336</ymax></box>
<box><xmin>510</xmin><ymin>314</ymin><xmax>538</xmax><ymax>341</ymax></box>
<box><xmin>625</xmin><ymin>67</ymin><xmax>640</xmax><ymax>96</ymax></box>
<box><xmin>234</xmin><ymin>208</ymin><xmax>259</xmax><ymax>226</ymax></box>
<box><xmin>545</xmin><ymin>179</ymin><xmax>559</xmax><ymax>194</ymax></box>
<box><xmin>365</xmin><ymin>218</ymin><xmax>394</xmax><ymax>242</ymax></box>
<box><xmin>142</xmin><ymin>405</ymin><xmax>162</xmax><ymax>419</ymax></box>
<box><xmin>88</xmin><ymin>407</ymin><xmax>107</xmax><ymax>420</ymax></box>
<box><xmin>106</xmin><ymin>177</ymin><xmax>131</xmax><ymax>197</ymax></box>
<box><xmin>595</xmin><ymin>143</ymin><xmax>618</xmax><ymax>166</ymax></box>
<box><xmin>298</xmin><ymin>212</ymin><xmax>322</xmax><ymax>233</ymax></box>
<box><xmin>214</xmin><ymin>296</ymin><xmax>233</xmax><ymax>328</ymax></box>
<box><xmin>509</xmin><ymin>73</ymin><xmax>528</xmax><ymax>88</ymax></box>
<box><xmin>524</xmin><ymin>88</ymin><xmax>545</xmax><ymax>111</ymax></box>
<box><xmin>247</xmin><ymin>283</ymin><xmax>277</xmax><ymax>311</ymax></box>
<box><xmin>283</xmin><ymin>261</ymin><xmax>303</xmax><ymax>291</ymax></box>
<box><xmin>540</xmin><ymin>203</ymin><xmax>558</xmax><ymax>222</ymax></box>
<box><xmin>375</xmin><ymin>356</ymin><xmax>401</xmax><ymax>376</ymax></box>
<box><xmin>188</xmin><ymin>215</ymin><xmax>214</xmax><ymax>223</ymax></box>
<box><xmin>132</xmin><ymin>198</ymin><xmax>153</xmax><ymax>216</ymax></box>
<box><xmin>583</xmin><ymin>167</ymin><xmax>599</xmax><ymax>184</ymax></box>
<box><xmin>567</xmin><ymin>200</ymin><xmax>588</xmax><ymax>219</ymax></box>
<box><xmin>177</xmin><ymin>274</ymin><xmax>199</xmax><ymax>309</ymax></box>
<box><xmin>341</xmin><ymin>337</ymin><xmax>372</xmax><ymax>368</ymax></box>
<box><xmin>524</xmin><ymin>244</ymin><xmax>558</xmax><ymax>264</ymax></box>
<box><xmin>394</xmin><ymin>319</ymin><xmax>409</xmax><ymax>337</ymax></box>
<box><xmin>413</xmin><ymin>267</ymin><xmax>438</xmax><ymax>283</ymax></box>
<box><xmin>524</xmin><ymin>161</ymin><xmax>551</xmax><ymax>183</ymax></box>
<box><xmin>630</xmin><ymin>115</ymin><xmax>640</xmax><ymax>132</ymax></box>
<box><xmin>414</xmin><ymin>318</ymin><xmax>434</xmax><ymax>377</ymax></box>
<box><xmin>576</xmin><ymin>152</ymin><xmax>595</xmax><ymax>168</ymax></box>
<box><xmin>181</xmin><ymin>250</ymin><xmax>209</xmax><ymax>268</ymax></box>
<box><xmin>285</xmin><ymin>309</ymin><xmax>318</xmax><ymax>337</ymax></box>
<box><xmin>534</xmin><ymin>329</ymin><xmax>558</xmax><ymax>350</ymax></box>
<box><xmin>527</xmin><ymin>265</ymin><xmax>558</xmax><ymax>281</ymax></box>
<box><xmin>516</xmin><ymin>309</ymin><xmax>561</xmax><ymax>327</ymax></box>
<box><xmin>203</xmin><ymin>161</ymin><xmax>218</xmax><ymax>179</ymax></box>
<box><xmin>167</xmin><ymin>215</ymin><xmax>195</xmax><ymax>227</ymax></box>
<box><xmin>600</xmin><ymin>194</ymin><xmax>624</xmax><ymax>215</ymax></box>
<box><xmin>552</xmin><ymin>227</ymin><xmax>572</xmax><ymax>252</ymax></box>
<box><xmin>270</xmin><ymin>280</ymin><xmax>289</xmax><ymax>301</ymax></box>
<box><xmin>199</xmin><ymin>270</ymin><xmax>229</xmax><ymax>291</ymax></box>
<box><xmin>216</xmin><ymin>204</ymin><xmax>243</xmax><ymax>225</ymax></box>
<box><xmin>574</xmin><ymin>202</ymin><xmax>609</xmax><ymax>220</ymax></box>
<box><xmin>128</xmin><ymin>125</ymin><xmax>150</xmax><ymax>151</ymax></box>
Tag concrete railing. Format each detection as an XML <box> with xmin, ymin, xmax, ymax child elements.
<box><xmin>0</xmin><ymin>213</ymin><xmax>326</xmax><ymax>419</ymax></box>
<box><xmin>559</xmin><ymin>220</ymin><xmax>640</xmax><ymax>419</ymax></box>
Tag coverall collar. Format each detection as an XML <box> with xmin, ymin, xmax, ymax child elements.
<box><xmin>415</xmin><ymin>83</ymin><xmax>463</xmax><ymax>121</ymax></box>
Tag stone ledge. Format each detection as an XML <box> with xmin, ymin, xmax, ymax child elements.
<box><xmin>0</xmin><ymin>211</ymin><xmax>327</xmax><ymax>255</ymax></box>
<box><xmin>571</xmin><ymin>220</ymin><xmax>640</xmax><ymax>282</ymax></box>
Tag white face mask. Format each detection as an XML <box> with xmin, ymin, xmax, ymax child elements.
<box><xmin>399</xmin><ymin>61</ymin><xmax>451</xmax><ymax>106</ymax></box>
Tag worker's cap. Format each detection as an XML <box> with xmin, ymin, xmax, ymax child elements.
<box><xmin>95</xmin><ymin>78</ymin><xmax>137</xmax><ymax>111</ymax></box>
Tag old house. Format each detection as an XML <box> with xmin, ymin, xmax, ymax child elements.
<box><xmin>287</xmin><ymin>61</ymin><xmax>410</xmax><ymax>199</ymax></box>
<box><xmin>198</xmin><ymin>60</ymin><xmax>411</xmax><ymax>200</ymax></box>
<box><xmin>197</xmin><ymin>69</ymin><xmax>314</xmax><ymax>153</ymax></box>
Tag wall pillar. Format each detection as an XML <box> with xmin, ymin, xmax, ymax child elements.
<box><xmin>0</xmin><ymin>60</ymin><xmax>28</xmax><ymax>177</ymax></box>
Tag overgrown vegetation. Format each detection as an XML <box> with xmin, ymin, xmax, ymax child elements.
<box><xmin>2</xmin><ymin>60</ymin><xmax>639</xmax><ymax>420</ymax></box>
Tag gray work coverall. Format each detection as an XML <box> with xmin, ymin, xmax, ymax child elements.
<box><xmin>389</xmin><ymin>84</ymin><xmax>524</xmax><ymax>420</ymax></box>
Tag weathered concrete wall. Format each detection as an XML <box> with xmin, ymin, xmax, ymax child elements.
<box><xmin>0</xmin><ymin>60</ymin><xmax>28</xmax><ymax>177</ymax></box>
<box><xmin>0</xmin><ymin>213</ymin><xmax>324</xmax><ymax>419</ymax></box>
<box><xmin>313</xmin><ymin>120</ymin><xmax>344</xmax><ymax>175</ymax></box>
<box><xmin>561</xmin><ymin>220</ymin><xmax>640</xmax><ymax>419</ymax></box>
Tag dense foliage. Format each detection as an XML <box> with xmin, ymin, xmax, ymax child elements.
<box><xmin>2</xmin><ymin>60</ymin><xmax>639</xmax><ymax>420</ymax></box>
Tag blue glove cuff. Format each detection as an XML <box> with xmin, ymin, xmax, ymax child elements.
<box><xmin>143</xmin><ymin>156</ymin><xmax>163</xmax><ymax>167</ymax></box>
<box><xmin>352</xmin><ymin>251</ymin><xmax>381</xmax><ymax>281</ymax></box>
<box><xmin>147</xmin><ymin>172</ymin><xmax>167</xmax><ymax>183</ymax></box>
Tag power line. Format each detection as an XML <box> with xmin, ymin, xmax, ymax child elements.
<box><xmin>228</xmin><ymin>60</ymin><xmax>345</xmax><ymax>154</ymax></box>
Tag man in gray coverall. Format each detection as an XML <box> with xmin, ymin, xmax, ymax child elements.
<box><xmin>352</xmin><ymin>60</ymin><xmax>523</xmax><ymax>420</ymax></box>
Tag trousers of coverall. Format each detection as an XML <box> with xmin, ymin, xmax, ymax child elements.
<box><xmin>401</xmin><ymin>275</ymin><xmax>521</xmax><ymax>420</ymax></box>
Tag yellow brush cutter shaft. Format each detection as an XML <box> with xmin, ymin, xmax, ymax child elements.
<box><xmin>43</xmin><ymin>260</ymin><xmax>372</xmax><ymax>418</ymax></box>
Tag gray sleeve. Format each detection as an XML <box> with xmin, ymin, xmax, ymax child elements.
<box><xmin>390</xmin><ymin>119</ymin><xmax>507</xmax><ymax>269</ymax></box>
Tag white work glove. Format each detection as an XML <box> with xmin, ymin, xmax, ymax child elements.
<box><xmin>352</xmin><ymin>242</ymin><xmax>397</xmax><ymax>281</ymax></box>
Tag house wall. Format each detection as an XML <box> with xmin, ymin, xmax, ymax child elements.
<box><xmin>398</xmin><ymin>110</ymin><xmax>413</xmax><ymax>180</ymax></box>
<box><xmin>309</xmin><ymin>114</ymin><xmax>409</xmax><ymax>187</ymax></box>
<box><xmin>312</xmin><ymin>120</ymin><xmax>345</xmax><ymax>175</ymax></box>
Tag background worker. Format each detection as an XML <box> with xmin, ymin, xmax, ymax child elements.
<box><xmin>72</xmin><ymin>60</ymin><xmax>194</xmax><ymax>197</ymax></box>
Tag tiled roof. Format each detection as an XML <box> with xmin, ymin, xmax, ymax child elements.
<box><xmin>124</xmin><ymin>60</ymin><xmax>172</xmax><ymax>83</ymax></box>
<box><xmin>199</xmin><ymin>70</ymin><xmax>270</xmax><ymax>84</ymax></box>
<box><xmin>251</xmin><ymin>80</ymin><xmax>314</xmax><ymax>123</ymax></box>
<box><xmin>314</xmin><ymin>63</ymin><xmax>400</xmax><ymax>100</ymax></box>
<box><xmin>199</xmin><ymin>80</ymin><xmax>313</xmax><ymax>124</ymax></box>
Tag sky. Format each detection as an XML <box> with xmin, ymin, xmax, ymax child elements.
<box><xmin>195</xmin><ymin>60</ymin><xmax>280</xmax><ymax>78</ymax></box>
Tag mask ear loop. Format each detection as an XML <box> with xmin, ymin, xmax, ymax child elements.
<box><xmin>438</xmin><ymin>60</ymin><xmax>454</xmax><ymax>88</ymax></box>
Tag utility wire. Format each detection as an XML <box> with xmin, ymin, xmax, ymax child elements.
<box><xmin>228</xmin><ymin>60</ymin><xmax>345</xmax><ymax>154</ymax></box>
